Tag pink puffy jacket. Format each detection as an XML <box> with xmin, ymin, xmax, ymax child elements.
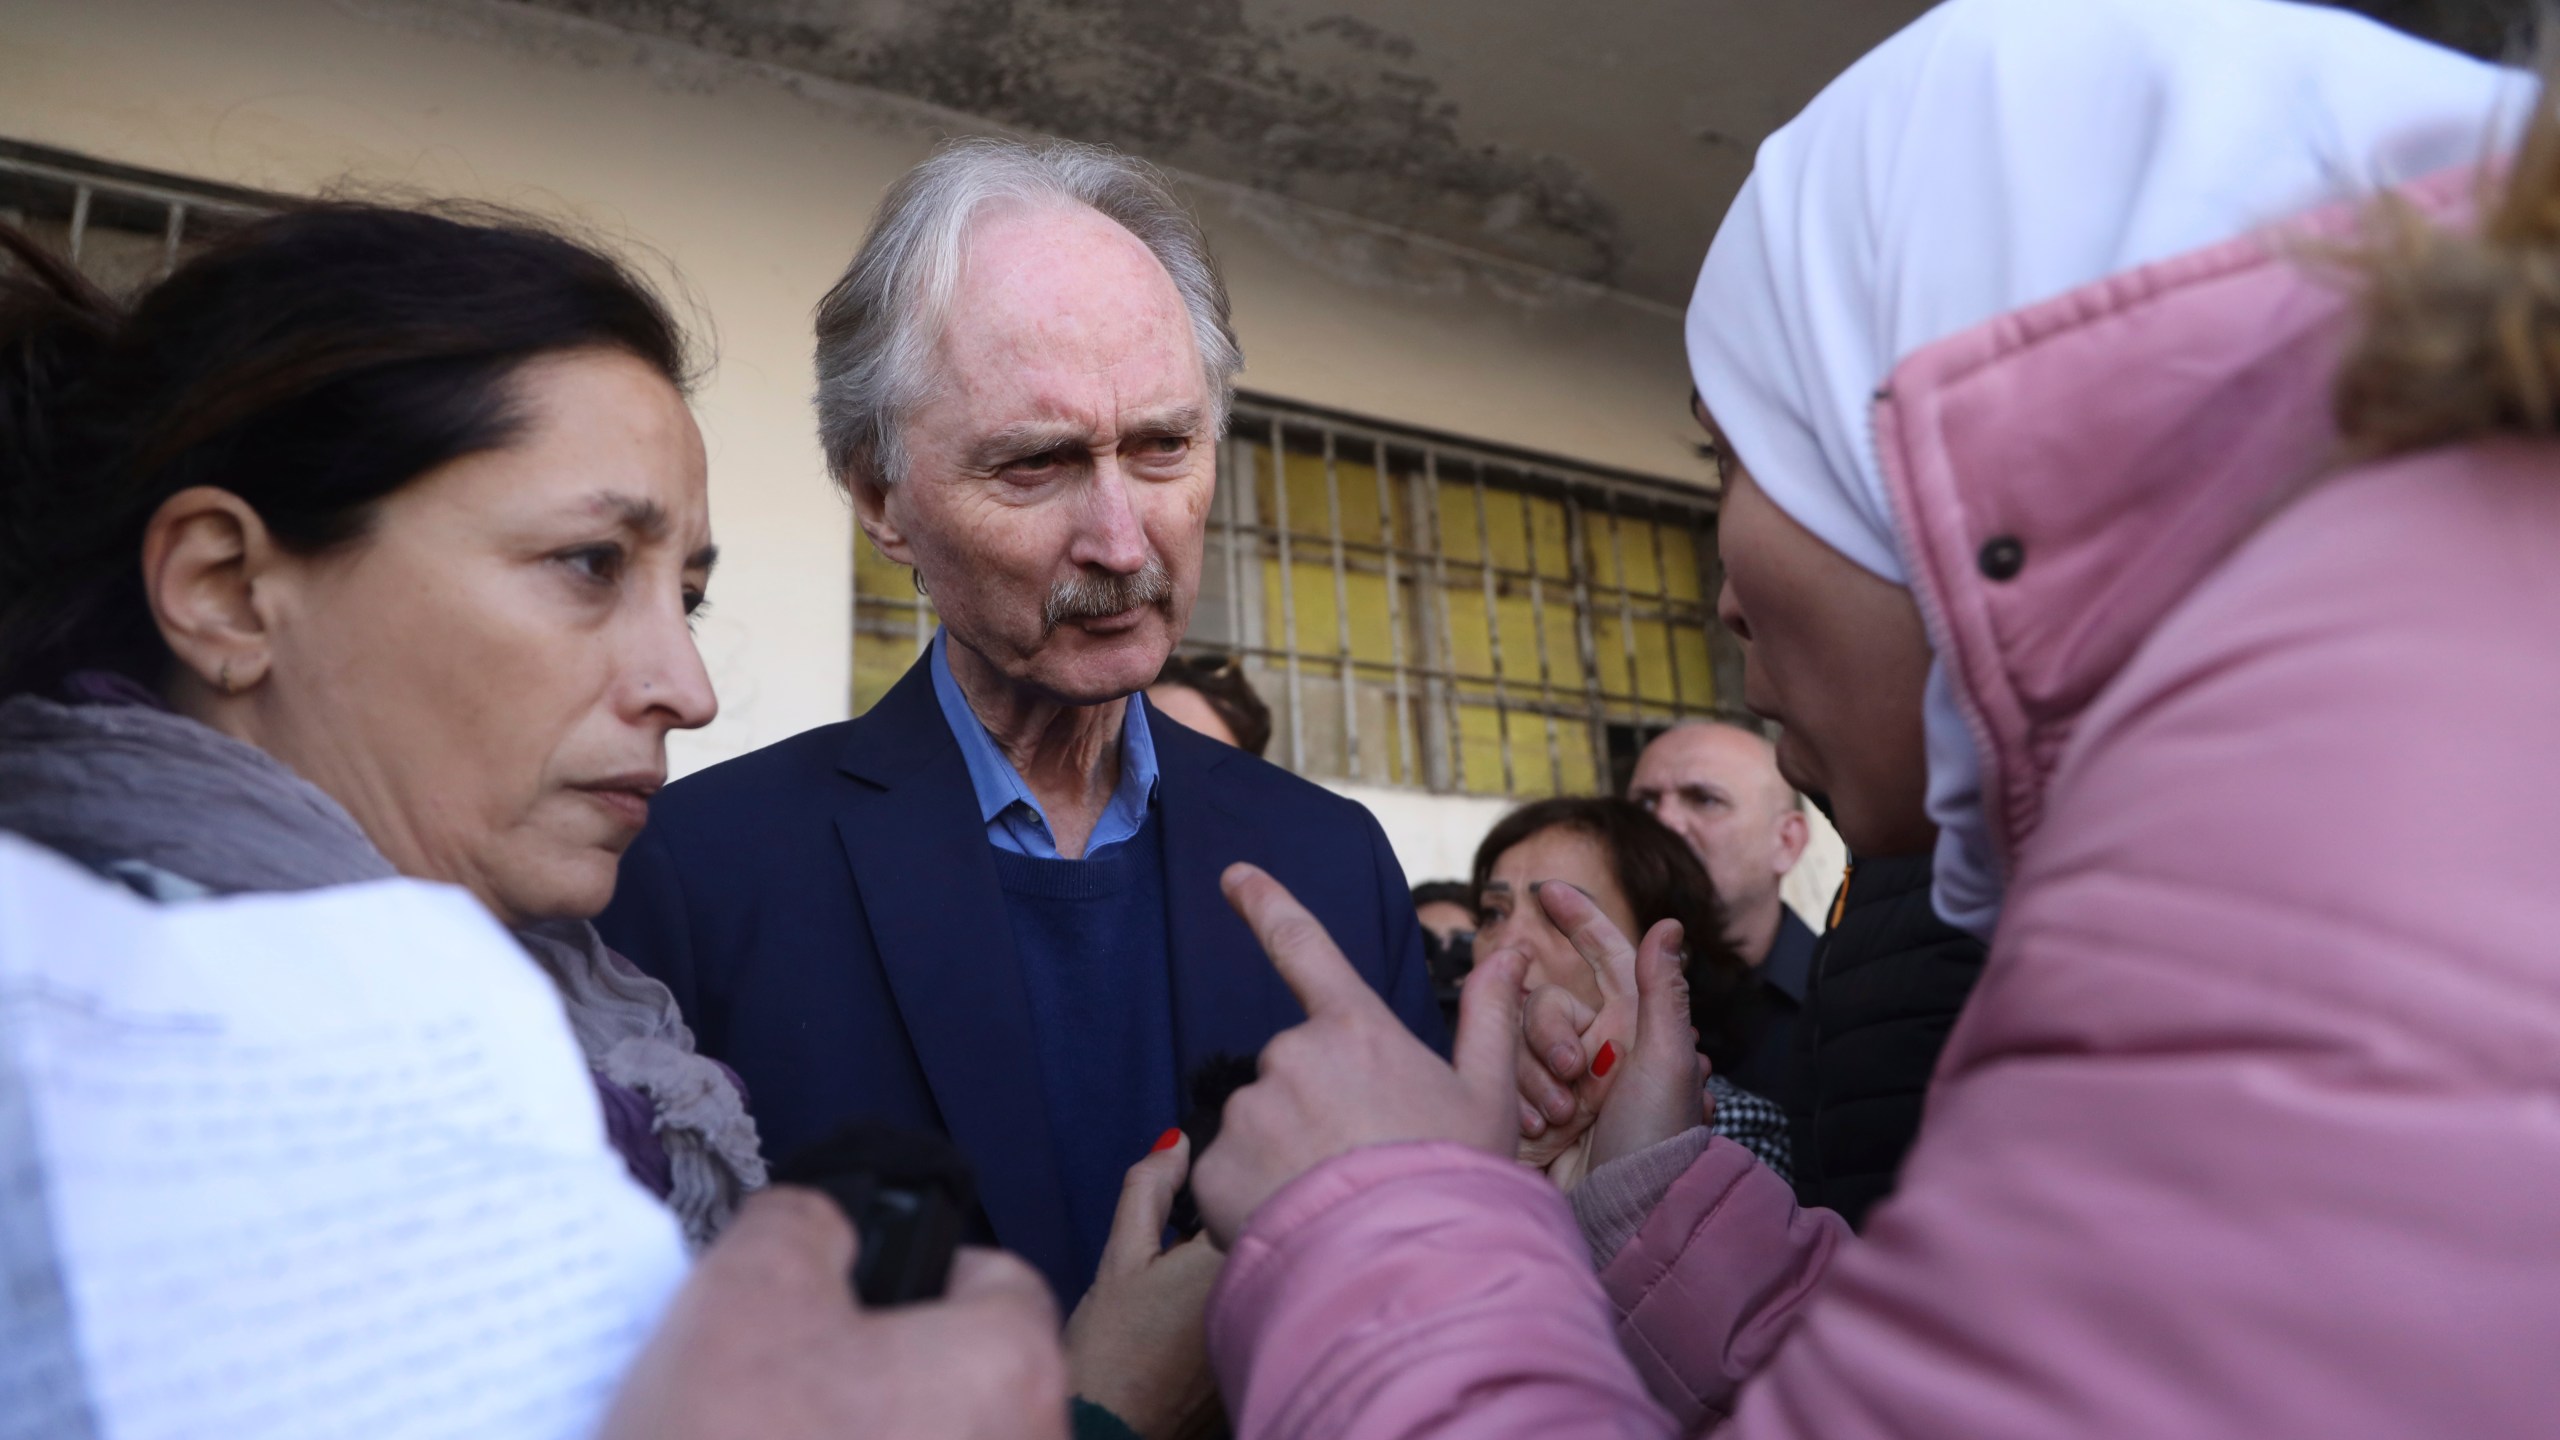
<box><xmin>1206</xmin><ymin>172</ymin><xmax>2560</xmax><ymax>1438</ymax></box>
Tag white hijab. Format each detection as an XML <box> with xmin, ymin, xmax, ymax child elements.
<box><xmin>1686</xmin><ymin>0</ymin><xmax>2521</xmax><ymax>938</ymax></box>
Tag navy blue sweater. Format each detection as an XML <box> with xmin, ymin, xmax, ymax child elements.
<box><xmin>990</xmin><ymin>811</ymin><xmax>1180</xmax><ymax>1298</ymax></box>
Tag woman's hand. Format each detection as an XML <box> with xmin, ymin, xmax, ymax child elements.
<box><xmin>600</xmin><ymin>1187</ymin><xmax>1067</xmax><ymax>1440</ymax></box>
<box><xmin>1065</xmin><ymin>1133</ymin><xmax>1225</xmax><ymax>1440</ymax></box>
<box><xmin>1512</xmin><ymin>883</ymin><xmax>1704</xmax><ymax>1187</ymax></box>
<box><xmin>1190</xmin><ymin>864</ymin><xmax>1529</xmax><ymax>1249</ymax></box>
<box><xmin>1510</xmin><ymin>881</ymin><xmax>1643</xmax><ymax>1178</ymax></box>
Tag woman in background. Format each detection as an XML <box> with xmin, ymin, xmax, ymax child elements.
<box><xmin>1469</xmin><ymin>797</ymin><xmax>1787</xmax><ymax>1184</ymax></box>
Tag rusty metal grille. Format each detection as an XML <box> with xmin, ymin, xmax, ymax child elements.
<box><xmin>0</xmin><ymin>140</ymin><xmax>268</xmax><ymax>292</ymax></box>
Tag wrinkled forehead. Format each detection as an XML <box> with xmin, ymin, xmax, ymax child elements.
<box><xmin>1641</xmin><ymin>723</ymin><xmax>1775</xmax><ymax>785</ymax></box>
<box><xmin>934</xmin><ymin>201</ymin><xmax>1205</xmax><ymax>411</ymax></box>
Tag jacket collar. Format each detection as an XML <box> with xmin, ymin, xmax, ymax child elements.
<box><xmin>1147</xmin><ymin>708</ymin><xmax>1306</xmax><ymax>1077</ymax></box>
<box><xmin>831</xmin><ymin>659</ymin><xmax>1080</xmax><ymax>1282</ymax></box>
<box><xmin>1871</xmin><ymin>165</ymin><xmax>2477</xmax><ymax>872</ymax></box>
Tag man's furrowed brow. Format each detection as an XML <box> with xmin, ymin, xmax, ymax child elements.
<box><xmin>1124</xmin><ymin>402</ymin><xmax>1208</xmax><ymax>438</ymax></box>
<box><xmin>966</xmin><ymin>420</ymin><xmax>1092</xmax><ymax>469</ymax></box>
<box><xmin>689</xmin><ymin>543</ymin><xmax>721</xmax><ymax>574</ymax></box>
<box><xmin>964</xmin><ymin>404</ymin><xmax>1211</xmax><ymax>468</ymax></box>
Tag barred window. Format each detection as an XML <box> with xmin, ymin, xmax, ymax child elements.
<box><xmin>853</xmin><ymin>396</ymin><xmax>1737</xmax><ymax>798</ymax></box>
<box><xmin>0</xmin><ymin>139</ymin><xmax>264</xmax><ymax>292</ymax></box>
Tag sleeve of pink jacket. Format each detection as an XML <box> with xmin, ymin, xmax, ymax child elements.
<box><xmin>1591</xmin><ymin>1137</ymin><xmax>1848</xmax><ymax>1431</ymax></box>
<box><xmin>1204</xmin><ymin>1141</ymin><xmax>1679</xmax><ymax>1440</ymax></box>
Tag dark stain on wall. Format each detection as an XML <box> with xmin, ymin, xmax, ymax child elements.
<box><xmin>521</xmin><ymin>0</ymin><xmax>1626</xmax><ymax>286</ymax></box>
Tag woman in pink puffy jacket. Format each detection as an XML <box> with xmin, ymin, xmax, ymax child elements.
<box><xmin>1183</xmin><ymin>1</ymin><xmax>2560</xmax><ymax>1436</ymax></box>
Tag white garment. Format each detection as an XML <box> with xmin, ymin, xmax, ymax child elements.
<box><xmin>1684</xmin><ymin>0</ymin><xmax>2521</xmax><ymax>936</ymax></box>
<box><xmin>0</xmin><ymin>836</ymin><xmax>688</xmax><ymax>1440</ymax></box>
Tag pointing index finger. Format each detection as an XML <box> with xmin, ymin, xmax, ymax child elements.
<box><xmin>1222</xmin><ymin>863</ymin><xmax>1378</xmax><ymax>1020</ymax></box>
<box><xmin>1532</xmin><ymin>880</ymin><xmax>1640</xmax><ymax>1002</ymax></box>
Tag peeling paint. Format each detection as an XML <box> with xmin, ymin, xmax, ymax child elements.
<box><xmin>511</xmin><ymin>0</ymin><xmax>1628</xmax><ymax>286</ymax></box>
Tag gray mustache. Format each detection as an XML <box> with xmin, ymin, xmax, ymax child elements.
<box><xmin>1044</xmin><ymin>557</ymin><xmax>1173</xmax><ymax>629</ymax></box>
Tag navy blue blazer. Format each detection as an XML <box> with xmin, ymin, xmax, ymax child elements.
<box><xmin>598</xmin><ymin>656</ymin><xmax>1444</xmax><ymax>1299</ymax></box>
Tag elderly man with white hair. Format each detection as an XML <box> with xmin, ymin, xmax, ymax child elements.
<box><xmin>599</xmin><ymin>139</ymin><xmax>1443</xmax><ymax>1324</ymax></box>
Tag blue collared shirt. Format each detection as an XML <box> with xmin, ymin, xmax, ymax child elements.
<box><xmin>928</xmin><ymin>629</ymin><xmax>1161</xmax><ymax>860</ymax></box>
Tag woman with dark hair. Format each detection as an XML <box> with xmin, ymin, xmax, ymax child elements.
<box><xmin>1146</xmin><ymin>652</ymin><xmax>1271</xmax><ymax>756</ymax></box>
<box><xmin>1469</xmin><ymin>797</ymin><xmax>1786</xmax><ymax>1186</ymax></box>
<box><xmin>0</xmin><ymin>203</ymin><xmax>765</xmax><ymax>1244</ymax></box>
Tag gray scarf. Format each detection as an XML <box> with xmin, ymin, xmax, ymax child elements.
<box><xmin>0</xmin><ymin>694</ymin><xmax>765</xmax><ymax>1248</ymax></box>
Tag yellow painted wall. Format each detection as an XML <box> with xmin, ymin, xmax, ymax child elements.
<box><xmin>0</xmin><ymin>0</ymin><xmax>1709</xmax><ymax>778</ymax></box>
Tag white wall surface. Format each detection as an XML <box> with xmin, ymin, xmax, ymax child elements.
<box><xmin>1322</xmin><ymin>782</ymin><xmax>1520</xmax><ymax>890</ymax></box>
<box><xmin>0</xmin><ymin>0</ymin><xmax>1709</xmax><ymax>779</ymax></box>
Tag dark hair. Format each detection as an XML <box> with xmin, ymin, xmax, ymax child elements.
<box><xmin>1471</xmin><ymin>795</ymin><xmax>1761</xmax><ymax>1070</ymax></box>
<box><xmin>0</xmin><ymin>202</ymin><xmax>693</xmax><ymax>696</ymax></box>
<box><xmin>1410</xmin><ymin>879</ymin><xmax>1476</xmax><ymax>915</ymax></box>
<box><xmin>1151</xmin><ymin>652</ymin><xmax>1272</xmax><ymax>757</ymax></box>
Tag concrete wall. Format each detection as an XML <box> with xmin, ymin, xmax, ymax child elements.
<box><xmin>1</xmin><ymin>0</ymin><xmax>1708</xmax><ymax>782</ymax></box>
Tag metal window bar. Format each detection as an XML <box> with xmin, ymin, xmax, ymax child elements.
<box><xmin>66</xmin><ymin>184</ymin><xmax>89</xmax><ymax>266</ymax></box>
<box><xmin>1513</xmin><ymin>471</ymin><xmax>1563</xmax><ymax>788</ymax></box>
<box><xmin>1422</xmin><ymin>451</ymin><xmax>1464</xmax><ymax>792</ymax></box>
<box><xmin>1222</xmin><ymin>433</ymin><xmax>1245</xmax><ymax>652</ymax></box>
<box><xmin>1468</xmin><ymin>463</ymin><xmax>1517</xmax><ymax>796</ymax></box>
<box><xmin>1690</xmin><ymin>517</ymin><xmax>1746</xmax><ymax>722</ymax></box>
<box><xmin>1604</xmin><ymin>493</ymin><xmax>1645</xmax><ymax>711</ymax></box>
<box><xmin>1646</xmin><ymin>508</ymin><xmax>1690</xmax><ymax>717</ymax></box>
<box><xmin>160</xmin><ymin>201</ymin><xmax>186</xmax><ymax>276</ymax></box>
<box><xmin>1563</xmin><ymin>496</ymin><xmax>1611</xmax><ymax>786</ymax></box>
<box><xmin>1320</xmin><ymin>429</ymin><xmax>1359</xmax><ymax>780</ymax></box>
<box><xmin>1373</xmin><ymin>437</ymin><xmax>1415</xmax><ymax>787</ymax></box>
<box><xmin>1</xmin><ymin>140</ymin><xmax>266</xmax><ymax>292</ymax></box>
<box><xmin>1268</xmin><ymin>414</ymin><xmax>1306</xmax><ymax>775</ymax></box>
<box><xmin>1190</xmin><ymin>397</ymin><xmax>1724</xmax><ymax>799</ymax></box>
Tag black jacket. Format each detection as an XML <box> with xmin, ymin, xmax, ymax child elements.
<box><xmin>1789</xmin><ymin>853</ymin><xmax>1987</xmax><ymax>1230</ymax></box>
<box><xmin>1723</xmin><ymin>907</ymin><xmax>1817</xmax><ymax>1117</ymax></box>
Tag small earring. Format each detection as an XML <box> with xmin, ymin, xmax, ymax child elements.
<box><xmin>911</xmin><ymin>569</ymin><xmax>930</xmax><ymax>598</ymax></box>
<box><xmin>217</xmin><ymin>659</ymin><xmax>234</xmax><ymax>694</ymax></box>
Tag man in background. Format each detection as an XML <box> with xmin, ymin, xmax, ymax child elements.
<box><xmin>1408</xmin><ymin>879</ymin><xmax>1478</xmax><ymax>1033</ymax></box>
<box><xmin>1408</xmin><ymin>880</ymin><xmax>1475</xmax><ymax>953</ymax></box>
<box><xmin>1627</xmin><ymin>719</ymin><xmax>1814</xmax><ymax>1113</ymax></box>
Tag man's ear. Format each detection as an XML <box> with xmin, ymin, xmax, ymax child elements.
<box><xmin>141</xmin><ymin>486</ymin><xmax>278</xmax><ymax>698</ymax></box>
<box><xmin>848</xmin><ymin>472</ymin><xmax>915</xmax><ymax>569</ymax></box>
<box><xmin>1773</xmin><ymin>803</ymin><xmax>1811</xmax><ymax>877</ymax></box>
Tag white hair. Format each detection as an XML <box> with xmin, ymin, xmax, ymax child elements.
<box><xmin>813</xmin><ymin>136</ymin><xmax>1242</xmax><ymax>491</ymax></box>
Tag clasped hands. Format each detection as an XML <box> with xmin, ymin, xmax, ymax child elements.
<box><xmin>1191</xmin><ymin>864</ymin><xmax>1710</xmax><ymax>1248</ymax></box>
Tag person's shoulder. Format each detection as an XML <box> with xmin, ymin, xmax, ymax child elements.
<box><xmin>1163</xmin><ymin>725</ymin><xmax>1385</xmax><ymax>841</ymax></box>
<box><xmin>651</xmin><ymin>719</ymin><xmax>863</xmax><ymax>830</ymax></box>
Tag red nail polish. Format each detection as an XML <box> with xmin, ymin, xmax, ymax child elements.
<box><xmin>1592</xmin><ymin>1042</ymin><xmax>1618</xmax><ymax>1078</ymax></box>
<box><xmin>1150</xmin><ymin>1127</ymin><xmax>1182</xmax><ymax>1153</ymax></box>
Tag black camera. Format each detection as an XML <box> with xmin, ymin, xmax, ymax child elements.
<box><xmin>771</xmin><ymin>1119</ymin><xmax>977</xmax><ymax>1308</ymax></box>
